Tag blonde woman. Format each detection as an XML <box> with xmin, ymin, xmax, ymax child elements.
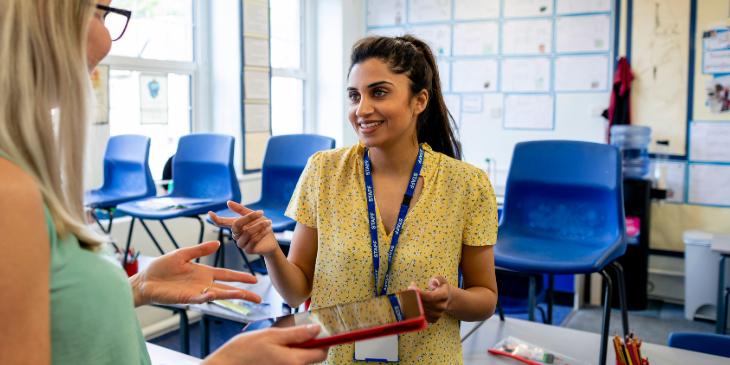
<box><xmin>0</xmin><ymin>1</ymin><xmax>327</xmax><ymax>364</ymax></box>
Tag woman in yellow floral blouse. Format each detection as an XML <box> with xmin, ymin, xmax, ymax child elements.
<box><xmin>210</xmin><ymin>35</ymin><xmax>499</xmax><ymax>364</ymax></box>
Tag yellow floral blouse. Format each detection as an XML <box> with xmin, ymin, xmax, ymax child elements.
<box><xmin>285</xmin><ymin>142</ymin><xmax>498</xmax><ymax>365</ymax></box>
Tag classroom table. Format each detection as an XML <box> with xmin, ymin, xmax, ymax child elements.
<box><xmin>711</xmin><ymin>234</ymin><xmax>730</xmax><ymax>335</ymax></box>
<box><xmin>461</xmin><ymin>317</ymin><xmax>729</xmax><ymax>365</ymax></box>
<box><xmin>147</xmin><ymin>342</ymin><xmax>202</xmax><ymax>365</ymax></box>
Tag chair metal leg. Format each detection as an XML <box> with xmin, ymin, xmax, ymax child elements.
<box><xmin>724</xmin><ymin>286</ymin><xmax>729</xmax><ymax>336</ymax></box>
<box><xmin>598</xmin><ymin>270</ymin><xmax>613</xmax><ymax>365</ymax></box>
<box><xmin>536</xmin><ymin>305</ymin><xmax>547</xmax><ymax>324</ymax></box>
<box><xmin>139</xmin><ymin>219</ymin><xmax>166</xmax><ymax>255</ymax></box>
<box><xmin>547</xmin><ymin>274</ymin><xmax>554</xmax><ymax>325</ymax></box>
<box><xmin>718</xmin><ymin>255</ymin><xmax>728</xmax><ymax>334</ymax></box>
<box><xmin>213</xmin><ymin>229</ymin><xmax>223</xmax><ymax>268</ymax></box>
<box><xmin>460</xmin><ymin>320</ymin><xmax>487</xmax><ymax>343</ymax></box>
<box><xmin>106</xmin><ymin>209</ymin><xmax>114</xmax><ymax>234</ymax></box>
<box><xmin>200</xmin><ymin>315</ymin><xmax>211</xmax><ymax>358</ymax></box>
<box><xmin>159</xmin><ymin>220</ymin><xmax>180</xmax><ymax>250</ymax></box>
<box><xmin>91</xmin><ymin>209</ymin><xmax>107</xmax><ymax>234</ymax></box>
<box><xmin>610</xmin><ymin>261</ymin><xmax>630</xmax><ymax>338</ymax></box>
<box><xmin>528</xmin><ymin>275</ymin><xmax>536</xmax><ymax>322</ymax></box>
<box><xmin>237</xmin><ymin>247</ymin><xmax>256</xmax><ymax>276</ymax></box>
<box><xmin>122</xmin><ymin>217</ymin><xmax>135</xmax><ymax>268</ymax></box>
<box><xmin>189</xmin><ymin>216</ymin><xmax>205</xmax><ymax>263</ymax></box>
<box><xmin>496</xmin><ymin>298</ymin><xmax>505</xmax><ymax>321</ymax></box>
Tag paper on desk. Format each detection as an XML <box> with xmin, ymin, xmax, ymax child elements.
<box><xmin>136</xmin><ymin>198</ymin><xmax>212</xmax><ymax>211</ymax></box>
<box><xmin>688</xmin><ymin>163</ymin><xmax>730</xmax><ymax>206</ymax></box>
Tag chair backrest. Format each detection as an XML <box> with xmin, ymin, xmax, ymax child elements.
<box><xmin>500</xmin><ymin>140</ymin><xmax>626</xmax><ymax>248</ymax></box>
<box><xmin>100</xmin><ymin>134</ymin><xmax>156</xmax><ymax>198</ymax></box>
<box><xmin>259</xmin><ymin>134</ymin><xmax>336</xmax><ymax>207</ymax></box>
<box><xmin>169</xmin><ymin>133</ymin><xmax>241</xmax><ymax>202</ymax></box>
<box><xmin>668</xmin><ymin>332</ymin><xmax>730</xmax><ymax>358</ymax></box>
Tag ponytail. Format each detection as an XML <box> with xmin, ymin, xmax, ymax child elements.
<box><xmin>348</xmin><ymin>35</ymin><xmax>462</xmax><ymax>160</ymax></box>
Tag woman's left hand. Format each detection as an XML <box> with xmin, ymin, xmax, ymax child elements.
<box><xmin>408</xmin><ymin>275</ymin><xmax>452</xmax><ymax>323</ymax></box>
<box><xmin>130</xmin><ymin>241</ymin><xmax>262</xmax><ymax>307</ymax></box>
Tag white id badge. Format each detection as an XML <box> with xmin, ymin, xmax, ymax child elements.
<box><xmin>354</xmin><ymin>334</ymin><xmax>399</xmax><ymax>362</ymax></box>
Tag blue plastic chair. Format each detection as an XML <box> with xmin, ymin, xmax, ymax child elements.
<box><xmin>668</xmin><ymin>332</ymin><xmax>730</xmax><ymax>358</ymax></box>
<box><xmin>493</xmin><ymin>140</ymin><xmax>629</xmax><ymax>365</ymax></box>
<box><xmin>208</xmin><ymin>134</ymin><xmax>335</xmax><ymax>274</ymax></box>
<box><xmin>84</xmin><ymin>135</ymin><xmax>157</xmax><ymax>234</ymax></box>
<box><xmin>116</xmin><ymin>133</ymin><xmax>241</xmax><ymax>266</ymax></box>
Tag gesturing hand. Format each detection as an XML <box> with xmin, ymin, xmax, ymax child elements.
<box><xmin>208</xmin><ymin>201</ymin><xmax>279</xmax><ymax>257</ymax></box>
<box><xmin>130</xmin><ymin>241</ymin><xmax>262</xmax><ymax>307</ymax></box>
<box><xmin>408</xmin><ymin>275</ymin><xmax>452</xmax><ymax>323</ymax></box>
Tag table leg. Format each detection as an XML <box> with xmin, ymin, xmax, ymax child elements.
<box><xmin>547</xmin><ymin>275</ymin><xmax>554</xmax><ymax>325</ymax></box>
<box><xmin>200</xmin><ymin>315</ymin><xmax>211</xmax><ymax>358</ymax></box>
<box><xmin>717</xmin><ymin>255</ymin><xmax>727</xmax><ymax>334</ymax></box>
<box><xmin>528</xmin><ymin>275</ymin><xmax>536</xmax><ymax>322</ymax></box>
<box><xmin>178</xmin><ymin>309</ymin><xmax>189</xmax><ymax>355</ymax></box>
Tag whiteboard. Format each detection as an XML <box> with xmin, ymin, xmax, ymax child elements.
<box><xmin>367</xmin><ymin>27</ymin><xmax>406</xmax><ymax>37</ymax></box>
<box><xmin>556</xmin><ymin>15</ymin><xmax>611</xmax><ymax>53</ymax></box>
<box><xmin>502</xmin><ymin>19</ymin><xmax>553</xmax><ymax>55</ymax></box>
<box><xmin>409</xmin><ymin>24</ymin><xmax>452</xmax><ymax>56</ymax></box>
<box><xmin>409</xmin><ymin>0</ymin><xmax>452</xmax><ymax>23</ymax></box>
<box><xmin>453</xmin><ymin>22</ymin><xmax>500</xmax><ymax>56</ymax></box>
<box><xmin>503</xmin><ymin>0</ymin><xmax>553</xmax><ymax>18</ymax></box>
<box><xmin>555</xmin><ymin>55</ymin><xmax>609</xmax><ymax>91</ymax></box>
<box><xmin>688</xmin><ymin>164</ymin><xmax>730</xmax><ymax>206</ymax></box>
<box><xmin>689</xmin><ymin>122</ymin><xmax>730</xmax><ymax>162</ymax></box>
<box><xmin>504</xmin><ymin>94</ymin><xmax>554</xmax><ymax>130</ymax></box>
<box><xmin>556</xmin><ymin>0</ymin><xmax>612</xmax><ymax>14</ymax></box>
<box><xmin>438</xmin><ymin>60</ymin><xmax>451</xmax><ymax>92</ymax></box>
<box><xmin>452</xmin><ymin>59</ymin><xmax>499</xmax><ymax>92</ymax></box>
<box><xmin>501</xmin><ymin>57</ymin><xmax>551</xmax><ymax>93</ymax></box>
<box><xmin>367</xmin><ymin>0</ymin><xmax>406</xmax><ymax>26</ymax></box>
<box><xmin>454</xmin><ymin>0</ymin><xmax>500</xmax><ymax>20</ymax></box>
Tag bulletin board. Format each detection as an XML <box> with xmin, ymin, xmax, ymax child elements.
<box><xmin>241</xmin><ymin>0</ymin><xmax>272</xmax><ymax>172</ymax></box>
<box><xmin>365</xmin><ymin>0</ymin><xmax>617</xmax><ymax>186</ymax></box>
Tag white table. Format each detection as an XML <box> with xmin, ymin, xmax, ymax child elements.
<box><xmin>461</xmin><ymin>317</ymin><xmax>729</xmax><ymax>365</ymax></box>
<box><xmin>711</xmin><ymin>234</ymin><xmax>730</xmax><ymax>334</ymax></box>
<box><xmin>147</xmin><ymin>342</ymin><xmax>202</xmax><ymax>364</ymax></box>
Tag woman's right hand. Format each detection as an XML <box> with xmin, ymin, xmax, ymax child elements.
<box><xmin>208</xmin><ymin>201</ymin><xmax>280</xmax><ymax>257</ymax></box>
<box><xmin>203</xmin><ymin>324</ymin><xmax>329</xmax><ymax>365</ymax></box>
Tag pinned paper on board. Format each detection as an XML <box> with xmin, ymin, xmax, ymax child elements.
<box><xmin>703</xmin><ymin>49</ymin><xmax>730</xmax><ymax>75</ymax></box>
<box><xmin>501</xmin><ymin>57</ymin><xmax>551</xmax><ymax>93</ymax></box>
<box><xmin>409</xmin><ymin>0</ymin><xmax>452</xmax><ymax>23</ymax></box>
<box><xmin>504</xmin><ymin>94</ymin><xmax>554</xmax><ymax>130</ymax></box>
<box><xmin>243</xmin><ymin>2</ymin><xmax>269</xmax><ymax>36</ymax></box>
<box><xmin>556</xmin><ymin>15</ymin><xmax>611</xmax><ymax>53</ymax></box>
<box><xmin>244</xmin><ymin>38</ymin><xmax>270</xmax><ymax>67</ymax></box>
<box><xmin>555</xmin><ymin>55</ymin><xmax>609</xmax><ymax>91</ymax></box>
<box><xmin>245</xmin><ymin>132</ymin><xmax>270</xmax><ymax>170</ymax></box>
<box><xmin>556</xmin><ymin>0</ymin><xmax>611</xmax><ymax>14</ymax></box>
<box><xmin>438</xmin><ymin>60</ymin><xmax>451</xmax><ymax>92</ymax></box>
<box><xmin>689</xmin><ymin>122</ymin><xmax>730</xmax><ymax>162</ymax></box>
<box><xmin>245</xmin><ymin>102</ymin><xmax>271</xmax><ymax>133</ymax></box>
<box><xmin>367</xmin><ymin>0</ymin><xmax>406</xmax><ymax>26</ymax></box>
<box><xmin>503</xmin><ymin>0</ymin><xmax>553</xmax><ymax>18</ymax></box>
<box><xmin>688</xmin><ymin>163</ymin><xmax>730</xmax><ymax>206</ymax></box>
<box><xmin>409</xmin><ymin>24</ymin><xmax>452</xmax><ymax>56</ymax></box>
<box><xmin>444</xmin><ymin>94</ymin><xmax>461</xmax><ymax>125</ymax></box>
<box><xmin>704</xmin><ymin>75</ymin><xmax>730</xmax><ymax>114</ymax></box>
<box><xmin>452</xmin><ymin>59</ymin><xmax>499</xmax><ymax>92</ymax></box>
<box><xmin>367</xmin><ymin>27</ymin><xmax>406</xmax><ymax>37</ymax></box>
<box><xmin>502</xmin><ymin>19</ymin><xmax>553</xmax><ymax>55</ymax></box>
<box><xmin>92</xmin><ymin>65</ymin><xmax>109</xmax><ymax>124</ymax></box>
<box><xmin>140</xmin><ymin>74</ymin><xmax>168</xmax><ymax>125</ymax></box>
<box><xmin>462</xmin><ymin>95</ymin><xmax>483</xmax><ymax>113</ymax></box>
<box><xmin>244</xmin><ymin>70</ymin><xmax>271</xmax><ymax>100</ymax></box>
<box><xmin>649</xmin><ymin>161</ymin><xmax>686</xmax><ymax>203</ymax></box>
<box><xmin>453</xmin><ymin>22</ymin><xmax>499</xmax><ymax>56</ymax></box>
<box><xmin>454</xmin><ymin>0</ymin><xmax>500</xmax><ymax>20</ymax></box>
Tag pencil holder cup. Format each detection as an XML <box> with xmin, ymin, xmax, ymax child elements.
<box><xmin>125</xmin><ymin>261</ymin><xmax>139</xmax><ymax>277</ymax></box>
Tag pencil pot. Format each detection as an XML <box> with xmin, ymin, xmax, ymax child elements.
<box><xmin>125</xmin><ymin>260</ymin><xmax>138</xmax><ymax>277</ymax></box>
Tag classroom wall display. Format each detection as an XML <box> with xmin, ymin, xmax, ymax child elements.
<box><xmin>452</xmin><ymin>59</ymin><xmax>499</xmax><ymax>92</ymax></box>
<box><xmin>503</xmin><ymin>0</ymin><xmax>553</xmax><ymax>18</ymax></box>
<box><xmin>556</xmin><ymin>0</ymin><xmax>612</xmax><ymax>15</ymax></box>
<box><xmin>453</xmin><ymin>22</ymin><xmax>499</xmax><ymax>56</ymax></box>
<box><xmin>437</xmin><ymin>60</ymin><xmax>451</xmax><ymax>92</ymax></box>
<box><xmin>139</xmin><ymin>74</ymin><xmax>168</xmax><ymax>125</ymax></box>
<box><xmin>409</xmin><ymin>24</ymin><xmax>452</xmax><ymax>56</ymax></box>
<box><xmin>454</xmin><ymin>0</ymin><xmax>500</xmax><ymax>20</ymax></box>
<box><xmin>241</xmin><ymin>0</ymin><xmax>271</xmax><ymax>172</ymax></box>
<box><xmin>689</xmin><ymin>121</ymin><xmax>730</xmax><ymax>162</ymax></box>
<box><xmin>688</xmin><ymin>163</ymin><xmax>730</xmax><ymax>206</ymax></box>
<box><xmin>462</xmin><ymin>94</ymin><xmax>483</xmax><ymax>113</ymax></box>
<box><xmin>649</xmin><ymin>161</ymin><xmax>687</xmax><ymax>203</ymax></box>
<box><xmin>92</xmin><ymin>65</ymin><xmax>109</xmax><ymax>125</ymax></box>
<box><xmin>555</xmin><ymin>15</ymin><xmax>611</xmax><ymax>53</ymax></box>
<box><xmin>409</xmin><ymin>0</ymin><xmax>452</xmax><ymax>23</ymax></box>
<box><xmin>367</xmin><ymin>0</ymin><xmax>406</xmax><ymax>27</ymax></box>
<box><xmin>444</xmin><ymin>94</ymin><xmax>461</xmax><ymax>125</ymax></box>
<box><xmin>500</xmin><ymin>57</ymin><xmax>551</xmax><ymax>93</ymax></box>
<box><xmin>504</xmin><ymin>94</ymin><xmax>554</xmax><ymax>130</ymax></box>
<box><xmin>502</xmin><ymin>19</ymin><xmax>553</xmax><ymax>55</ymax></box>
<box><xmin>554</xmin><ymin>55</ymin><xmax>610</xmax><ymax>91</ymax></box>
<box><xmin>367</xmin><ymin>26</ymin><xmax>407</xmax><ymax>37</ymax></box>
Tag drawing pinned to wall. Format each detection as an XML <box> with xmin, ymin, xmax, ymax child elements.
<box><xmin>555</xmin><ymin>55</ymin><xmax>609</xmax><ymax>91</ymax></box>
<box><xmin>501</xmin><ymin>57</ymin><xmax>551</xmax><ymax>93</ymax></box>
<box><xmin>140</xmin><ymin>74</ymin><xmax>168</xmax><ymax>125</ymax></box>
<box><xmin>367</xmin><ymin>0</ymin><xmax>406</xmax><ymax>26</ymax></box>
<box><xmin>452</xmin><ymin>59</ymin><xmax>499</xmax><ymax>92</ymax></box>
<box><xmin>444</xmin><ymin>94</ymin><xmax>461</xmax><ymax>126</ymax></box>
<box><xmin>409</xmin><ymin>0</ymin><xmax>452</xmax><ymax>23</ymax></box>
<box><xmin>502</xmin><ymin>19</ymin><xmax>553</xmax><ymax>55</ymax></box>
<box><xmin>688</xmin><ymin>163</ymin><xmax>730</xmax><ymax>206</ymax></box>
<box><xmin>462</xmin><ymin>94</ymin><xmax>483</xmax><ymax>113</ymax></box>
<box><xmin>453</xmin><ymin>22</ymin><xmax>499</xmax><ymax>56</ymax></box>
<box><xmin>438</xmin><ymin>60</ymin><xmax>451</xmax><ymax>92</ymax></box>
<box><xmin>703</xmin><ymin>49</ymin><xmax>730</xmax><ymax>74</ymax></box>
<box><xmin>503</xmin><ymin>0</ymin><xmax>553</xmax><ymax>18</ymax></box>
<box><xmin>454</xmin><ymin>0</ymin><xmax>500</xmax><ymax>20</ymax></box>
<box><xmin>92</xmin><ymin>65</ymin><xmax>109</xmax><ymax>124</ymax></box>
<box><xmin>504</xmin><ymin>94</ymin><xmax>554</xmax><ymax>130</ymax></box>
<box><xmin>631</xmin><ymin>0</ymin><xmax>690</xmax><ymax>155</ymax></box>
<box><xmin>409</xmin><ymin>24</ymin><xmax>452</xmax><ymax>56</ymax></box>
<box><xmin>689</xmin><ymin>122</ymin><xmax>730</xmax><ymax>162</ymax></box>
<box><xmin>704</xmin><ymin>75</ymin><xmax>730</xmax><ymax>114</ymax></box>
<box><xmin>703</xmin><ymin>29</ymin><xmax>730</xmax><ymax>51</ymax></box>
<box><xmin>555</xmin><ymin>15</ymin><xmax>611</xmax><ymax>53</ymax></box>
<box><xmin>367</xmin><ymin>27</ymin><xmax>406</xmax><ymax>37</ymax></box>
<box><xmin>556</xmin><ymin>0</ymin><xmax>611</xmax><ymax>15</ymax></box>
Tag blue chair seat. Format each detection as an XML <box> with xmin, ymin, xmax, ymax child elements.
<box><xmin>494</xmin><ymin>231</ymin><xmax>625</xmax><ymax>275</ymax></box>
<box><xmin>668</xmin><ymin>332</ymin><xmax>730</xmax><ymax>358</ymax></box>
<box><xmin>117</xmin><ymin>199</ymin><xmax>230</xmax><ymax>220</ymax></box>
<box><xmin>85</xmin><ymin>189</ymin><xmax>153</xmax><ymax>209</ymax></box>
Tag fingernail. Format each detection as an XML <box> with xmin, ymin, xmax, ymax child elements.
<box><xmin>307</xmin><ymin>324</ymin><xmax>321</xmax><ymax>335</ymax></box>
<box><xmin>267</xmin><ymin>220</ymin><xmax>272</xmax><ymax>224</ymax></box>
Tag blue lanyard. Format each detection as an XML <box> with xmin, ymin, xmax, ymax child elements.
<box><xmin>363</xmin><ymin>146</ymin><xmax>424</xmax><ymax>297</ymax></box>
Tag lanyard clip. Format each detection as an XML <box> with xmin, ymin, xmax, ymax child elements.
<box><xmin>401</xmin><ymin>194</ymin><xmax>413</xmax><ymax>207</ymax></box>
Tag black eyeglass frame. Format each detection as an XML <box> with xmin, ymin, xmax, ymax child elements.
<box><xmin>95</xmin><ymin>4</ymin><xmax>132</xmax><ymax>41</ymax></box>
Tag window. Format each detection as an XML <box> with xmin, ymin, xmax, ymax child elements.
<box><xmin>270</xmin><ymin>0</ymin><xmax>305</xmax><ymax>135</ymax></box>
<box><xmin>103</xmin><ymin>0</ymin><xmax>197</xmax><ymax>180</ymax></box>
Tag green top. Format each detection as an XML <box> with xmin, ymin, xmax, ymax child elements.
<box><xmin>0</xmin><ymin>152</ymin><xmax>151</xmax><ymax>365</ymax></box>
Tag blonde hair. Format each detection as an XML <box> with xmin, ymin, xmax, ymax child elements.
<box><xmin>0</xmin><ymin>0</ymin><xmax>104</xmax><ymax>248</ymax></box>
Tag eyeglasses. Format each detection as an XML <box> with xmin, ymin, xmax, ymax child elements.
<box><xmin>95</xmin><ymin>4</ymin><xmax>132</xmax><ymax>41</ymax></box>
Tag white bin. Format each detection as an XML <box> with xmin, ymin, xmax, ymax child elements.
<box><xmin>684</xmin><ymin>230</ymin><xmax>730</xmax><ymax>321</ymax></box>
